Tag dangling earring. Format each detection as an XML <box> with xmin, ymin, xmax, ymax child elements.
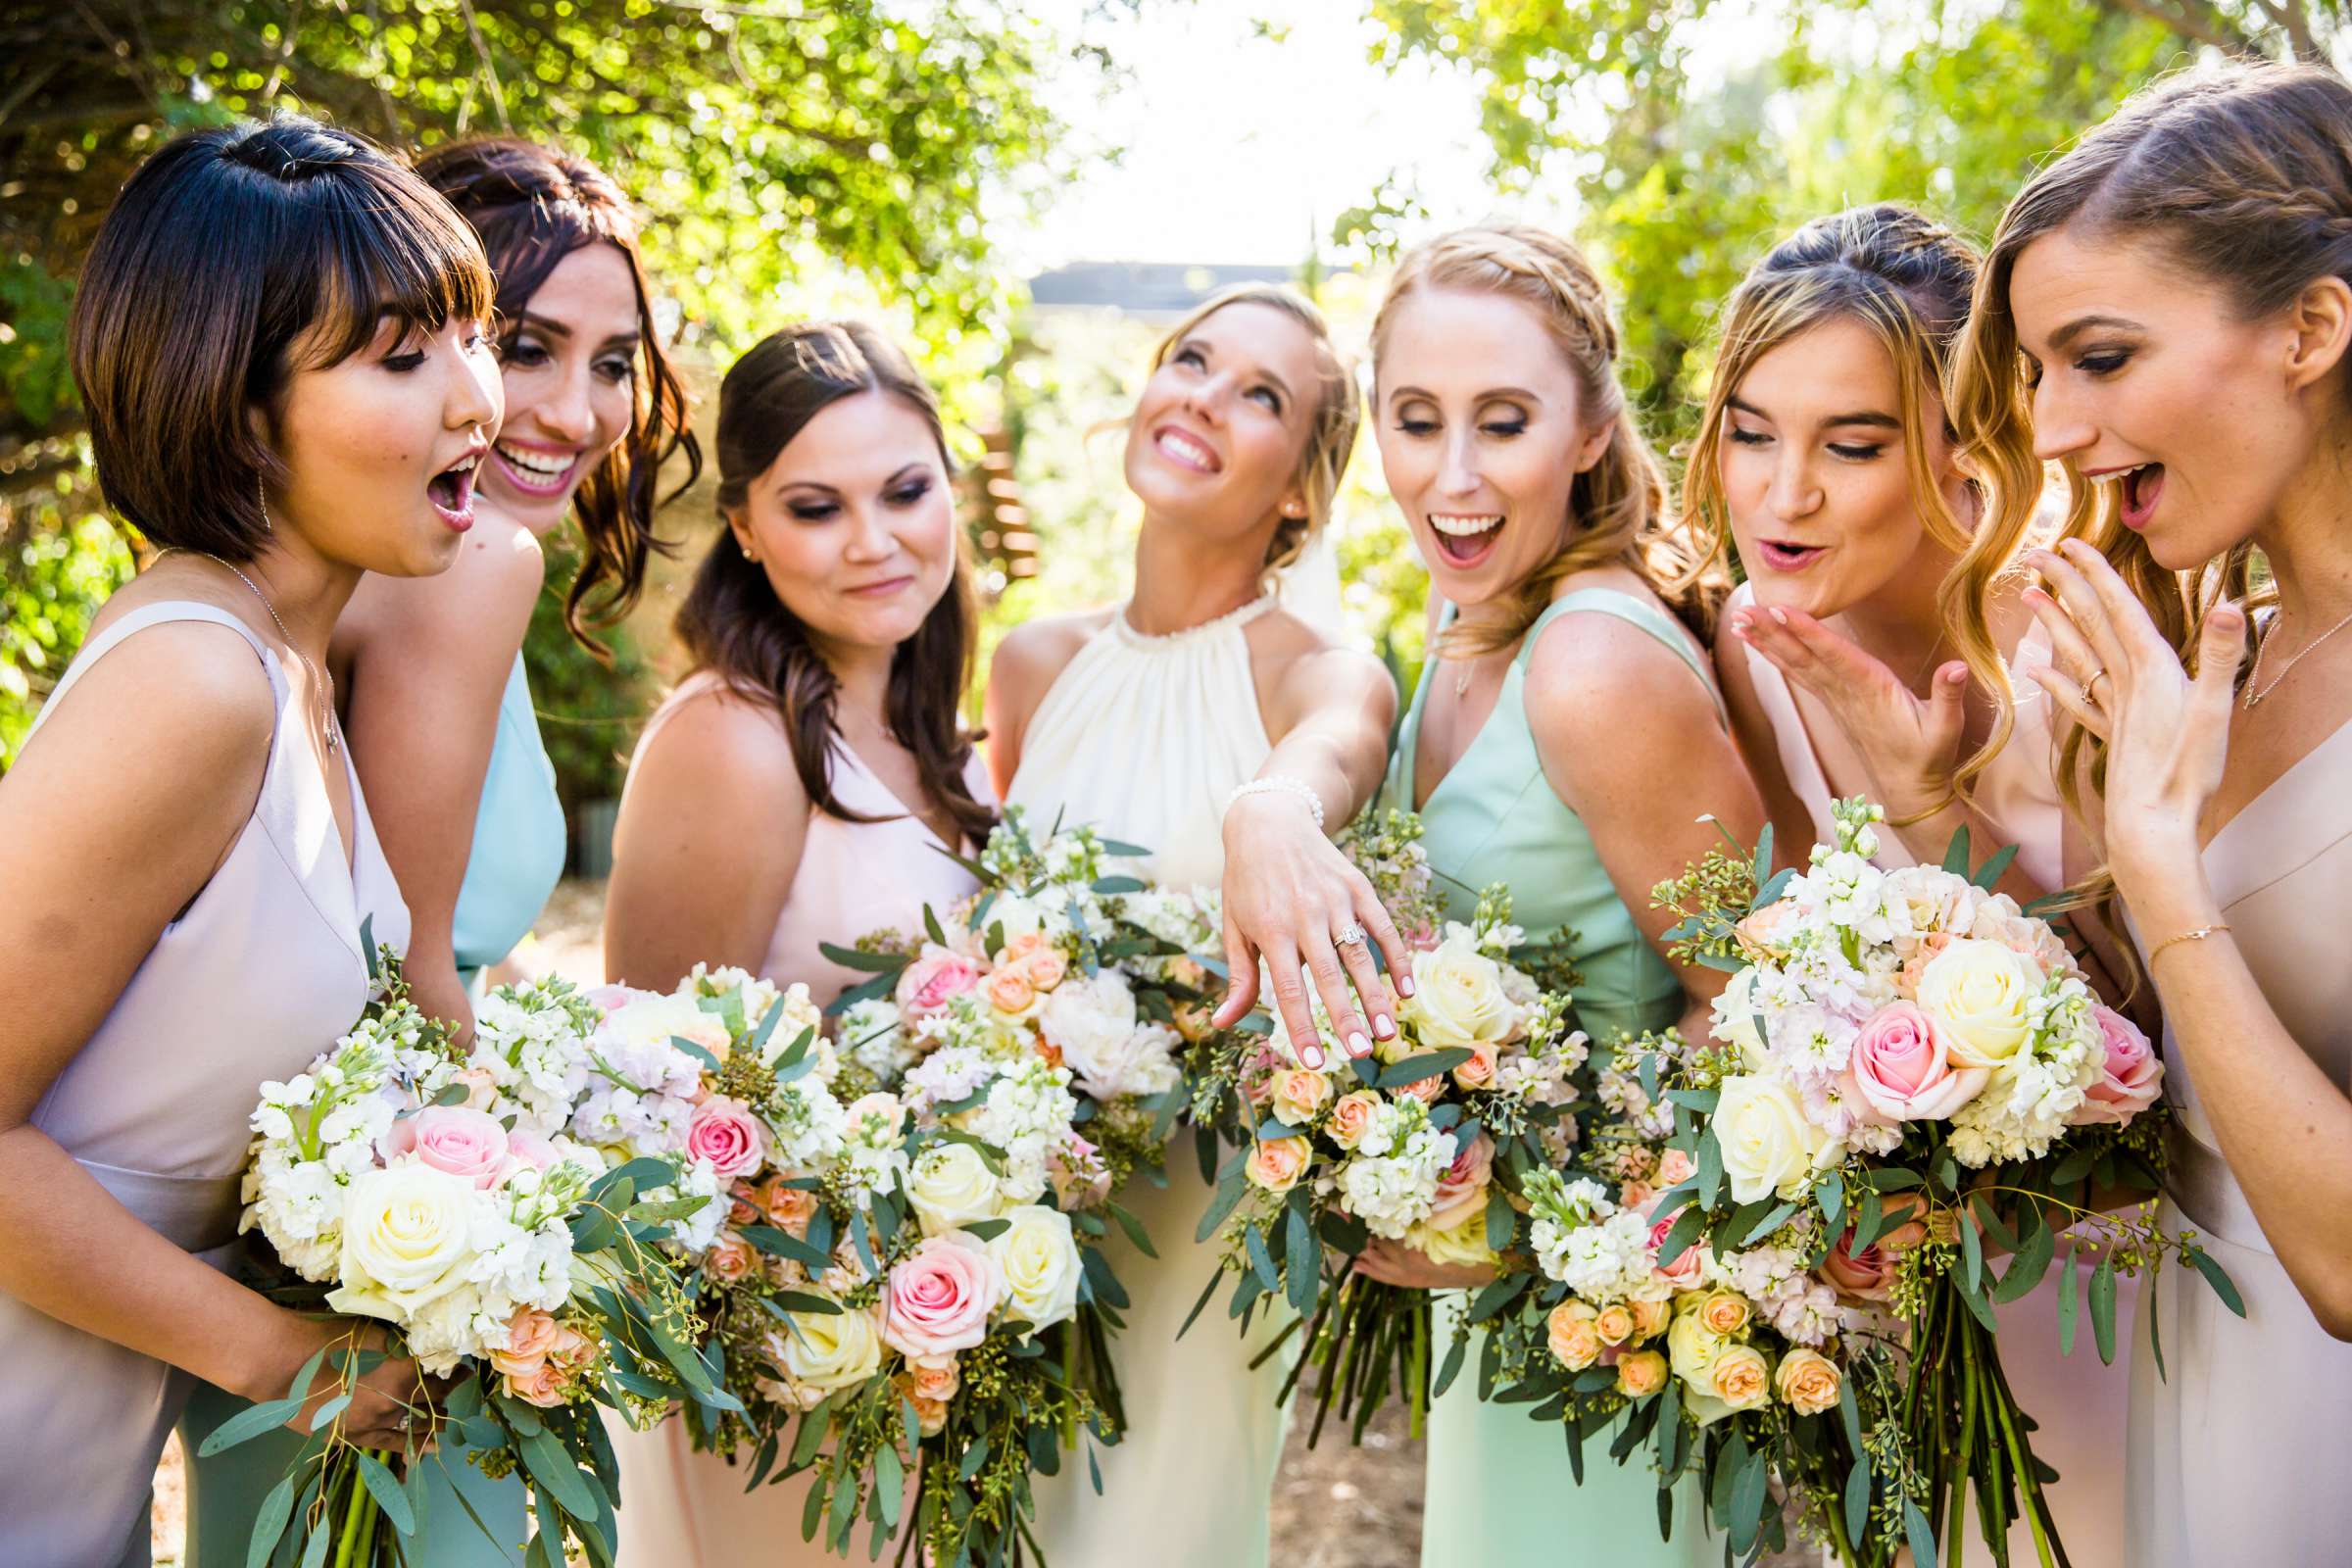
<box><xmin>258</xmin><ymin>480</ymin><xmax>273</xmax><ymax>533</ymax></box>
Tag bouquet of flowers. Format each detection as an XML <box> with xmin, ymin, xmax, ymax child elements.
<box><xmin>619</xmin><ymin>808</ymin><xmax>1216</xmax><ymax>1564</ymax></box>
<box><xmin>1189</xmin><ymin>811</ymin><xmax>1592</xmax><ymax>1446</ymax></box>
<box><xmin>211</xmin><ymin>944</ymin><xmax>718</xmax><ymax>1568</ymax></box>
<box><xmin>1492</xmin><ymin>799</ymin><xmax>2242</xmax><ymax>1567</ymax></box>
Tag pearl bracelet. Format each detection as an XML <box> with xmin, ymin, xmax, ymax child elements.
<box><xmin>1226</xmin><ymin>774</ymin><xmax>1325</xmax><ymax>832</ymax></box>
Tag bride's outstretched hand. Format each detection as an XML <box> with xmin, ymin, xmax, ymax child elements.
<box><xmin>2022</xmin><ymin>539</ymin><xmax>2246</xmax><ymax>883</ymax></box>
<box><xmin>1351</xmin><ymin>1236</ymin><xmax>1497</xmax><ymax>1291</ymax></box>
<box><xmin>1728</xmin><ymin>601</ymin><xmax>1971</xmax><ymax>821</ymax></box>
<box><xmin>1211</xmin><ymin>791</ymin><xmax>1411</xmax><ymax>1071</ymax></box>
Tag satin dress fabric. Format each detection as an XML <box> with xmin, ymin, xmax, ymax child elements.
<box><xmin>0</xmin><ymin>603</ymin><xmax>411</xmax><ymax>1568</ymax></box>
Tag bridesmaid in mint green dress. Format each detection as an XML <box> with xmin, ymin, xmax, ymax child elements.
<box><xmin>178</xmin><ymin>137</ymin><xmax>696</xmax><ymax>1566</ymax></box>
<box><xmin>1359</xmin><ymin>225</ymin><xmax>1767</xmax><ymax>1565</ymax></box>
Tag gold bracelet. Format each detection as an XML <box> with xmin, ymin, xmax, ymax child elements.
<box><xmin>2148</xmin><ymin>923</ymin><xmax>2230</xmax><ymax>965</ymax></box>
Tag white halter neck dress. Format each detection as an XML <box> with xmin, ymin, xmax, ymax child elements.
<box><xmin>1006</xmin><ymin>597</ymin><xmax>1290</xmax><ymax>1568</ymax></box>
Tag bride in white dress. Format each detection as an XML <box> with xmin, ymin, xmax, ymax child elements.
<box><xmin>984</xmin><ymin>284</ymin><xmax>1402</xmax><ymax>1566</ymax></box>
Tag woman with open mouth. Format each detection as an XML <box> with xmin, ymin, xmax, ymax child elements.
<box><xmin>1952</xmin><ymin>61</ymin><xmax>2352</xmax><ymax>1568</ymax></box>
<box><xmin>173</xmin><ymin>138</ymin><xmax>697</xmax><ymax>1567</ymax></box>
<box><xmin>985</xmin><ymin>283</ymin><xmax>1403</xmax><ymax>1567</ymax></box>
<box><xmin>1685</xmin><ymin>202</ymin><xmax>2134</xmax><ymax>1564</ymax></box>
<box><xmin>0</xmin><ymin>116</ymin><xmax>498</xmax><ymax>1567</ymax></box>
<box><xmin>1354</xmin><ymin>223</ymin><xmax>1765</xmax><ymax>1568</ymax></box>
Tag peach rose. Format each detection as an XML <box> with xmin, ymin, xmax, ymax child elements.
<box><xmin>1393</xmin><ymin>1075</ymin><xmax>1446</xmax><ymax>1106</ymax></box>
<box><xmin>1734</xmin><ymin>899</ymin><xmax>1801</xmax><ymax>959</ymax></box>
<box><xmin>1023</xmin><ymin>949</ymin><xmax>1069</xmax><ymax>993</ymax></box>
<box><xmin>1425</xmin><ymin>1133</ymin><xmax>1494</xmax><ymax>1233</ymax></box>
<box><xmin>504</xmin><ymin>1357</ymin><xmax>571</xmax><ymax>1408</ymax></box>
<box><xmin>984</xmin><ymin>965</ymin><xmax>1039</xmax><ymax>1018</ymax></box>
<box><xmin>1775</xmin><ymin>1348</ymin><xmax>1841</xmax><ymax>1416</ymax></box>
<box><xmin>2071</xmin><ymin>1005</ymin><xmax>2163</xmax><ymax>1126</ymax></box>
<box><xmin>906</xmin><ymin>1360</ymin><xmax>961</xmax><ymax>1402</ymax></box>
<box><xmin>490</xmin><ymin>1306</ymin><xmax>561</xmax><ymax>1379</ymax></box>
<box><xmin>1548</xmin><ymin>1301</ymin><xmax>1602</xmax><ymax>1371</ymax></box>
<box><xmin>704</xmin><ymin>1229</ymin><xmax>759</xmax><ymax>1285</ymax></box>
<box><xmin>1616</xmin><ymin>1348</ymin><xmax>1670</xmax><ymax>1398</ymax></box>
<box><xmin>1002</xmin><ymin>930</ymin><xmax>1050</xmax><ymax>962</ymax></box>
<box><xmin>1325</xmin><ymin>1091</ymin><xmax>1381</xmax><ymax>1152</ymax></box>
<box><xmin>451</xmin><ymin>1066</ymin><xmax>501</xmax><ymax>1112</ymax></box>
<box><xmin>1594</xmin><ymin>1302</ymin><xmax>1637</xmax><ymax>1347</ymax></box>
<box><xmin>1654</xmin><ymin>1149</ymin><xmax>1696</xmax><ymax>1187</ymax></box>
<box><xmin>910</xmin><ymin>1395</ymin><xmax>949</xmax><ymax>1436</ymax></box>
<box><xmin>760</xmin><ymin>1180</ymin><xmax>819</xmax><ymax>1237</ymax></box>
<box><xmin>1896</xmin><ymin>930</ymin><xmax>1957</xmax><ymax>999</ymax></box>
<box><xmin>1697</xmin><ymin>1290</ymin><xmax>1752</xmax><ymax>1338</ymax></box>
<box><xmin>1618</xmin><ymin>1179</ymin><xmax>1656</xmax><ymax>1211</ymax></box>
<box><xmin>1629</xmin><ymin>1296</ymin><xmax>1672</xmax><ymax>1344</ymax></box>
<box><xmin>1246</xmin><ymin>1136</ymin><xmax>1312</xmax><ymax>1194</ymax></box>
<box><xmin>1451</xmin><ymin>1043</ymin><xmax>1500</xmax><ymax>1092</ymax></box>
<box><xmin>1709</xmin><ymin>1344</ymin><xmax>1771</xmax><ymax>1411</ymax></box>
<box><xmin>547</xmin><ymin>1324</ymin><xmax>597</xmax><ymax>1373</ymax></box>
<box><xmin>1270</xmin><ymin>1069</ymin><xmax>1334</xmax><ymax>1128</ymax></box>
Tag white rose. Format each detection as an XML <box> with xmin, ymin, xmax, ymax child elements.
<box><xmin>984</xmin><ymin>1204</ymin><xmax>1083</xmax><ymax>1331</ymax></box>
<box><xmin>1712</xmin><ymin>1074</ymin><xmax>1838</xmax><ymax>1203</ymax></box>
<box><xmin>1916</xmin><ymin>939</ymin><xmax>2043</xmax><ymax>1069</ymax></box>
<box><xmin>1401</xmin><ymin>929</ymin><xmax>1521</xmax><ymax>1048</ymax></box>
<box><xmin>1041</xmin><ymin>973</ymin><xmax>1181</xmax><ymax>1099</ymax></box>
<box><xmin>1709</xmin><ymin>967</ymin><xmax>1768</xmax><ymax>1068</ymax></box>
<box><xmin>769</xmin><ymin>1298</ymin><xmax>885</xmax><ymax>1399</ymax></box>
<box><xmin>324</xmin><ymin>1163</ymin><xmax>478</xmax><ymax>1323</ymax></box>
<box><xmin>908</xmin><ymin>1142</ymin><xmax>1004</xmax><ymax>1236</ymax></box>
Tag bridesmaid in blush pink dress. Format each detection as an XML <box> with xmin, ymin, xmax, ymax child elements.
<box><xmin>1695</xmin><ymin>207</ymin><xmax>2133</xmax><ymax>1562</ymax></box>
<box><xmin>0</xmin><ymin>117</ymin><xmax>497</xmax><ymax>1565</ymax></box>
<box><xmin>600</xmin><ymin>320</ymin><xmax>997</xmax><ymax>1564</ymax></box>
<box><xmin>1957</xmin><ymin>62</ymin><xmax>2352</xmax><ymax>1565</ymax></box>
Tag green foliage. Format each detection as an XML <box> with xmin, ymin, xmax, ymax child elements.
<box><xmin>1</xmin><ymin>494</ymin><xmax>135</xmax><ymax>765</ymax></box>
<box><xmin>522</xmin><ymin>538</ymin><xmax>653</xmax><ymax>815</ymax></box>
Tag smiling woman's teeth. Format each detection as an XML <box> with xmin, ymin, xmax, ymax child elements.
<box><xmin>427</xmin><ymin>454</ymin><xmax>477</xmax><ymax>513</ymax></box>
<box><xmin>497</xmin><ymin>443</ymin><xmax>572</xmax><ymax>478</ymax></box>
<box><xmin>1429</xmin><ymin>513</ymin><xmax>1503</xmax><ymax>563</ymax></box>
<box><xmin>1156</xmin><ymin>429</ymin><xmax>1215</xmax><ymax>469</ymax></box>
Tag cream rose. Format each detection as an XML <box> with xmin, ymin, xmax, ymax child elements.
<box><xmin>771</xmin><ymin>1298</ymin><xmax>885</xmax><ymax>1398</ymax></box>
<box><xmin>1666</xmin><ymin>1308</ymin><xmax>1725</xmax><ymax>1389</ymax></box>
<box><xmin>1269</xmin><ymin>1068</ymin><xmax>1334</xmax><ymax>1128</ymax></box>
<box><xmin>1628</xmin><ymin>1296</ymin><xmax>1672</xmax><ymax>1344</ymax></box>
<box><xmin>984</xmin><ymin>1204</ymin><xmax>1083</xmax><ymax>1331</ymax></box>
<box><xmin>1696</xmin><ymin>1290</ymin><xmax>1751</xmax><ymax>1338</ymax></box>
<box><xmin>1401</xmin><ymin>931</ymin><xmax>1520</xmax><ymax>1049</ymax></box>
<box><xmin>1915</xmin><ymin>938</ymin><xmax>2044</xmax><ymax>1069</ymax></box>
<box><xmin>1712</xmin><ymin>1074</ymin><xmax>1838</xmax><ymax>1203</ymax></box>
<box><xmin>908</xmin><ymin>1142</ymin><xmax>1004</xmax><ymax>1236</ymax></box>
<box><xmin>1775</xmin><ymin>1348</ymin><xmax>1842</xmax><ymax>1415</ymax></box>
<box><xmin>326</xmin><ymin>1163</ymin><xmax>477</xmax><ymax>1322</ymax></box>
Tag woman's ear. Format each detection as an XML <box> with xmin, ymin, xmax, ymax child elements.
<box><xmin>2284</xmin><ymin>274</ymin><xmax>2352</xmax><ymax>397</ymax></box>
<box><xmin>724</xmin><ymin>508</ymin><xmax>760</xmax><ymax>565</ymax></box>
<box><xmin>1572</xmin><ymin>417</ymin><xmax>1613</xmax><ymax>475</ymax></box>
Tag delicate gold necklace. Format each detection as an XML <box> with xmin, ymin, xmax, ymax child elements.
<box><xmin>2241</xmin><ymin>602</ymin><xmax>2352</xmax><ymax>709</ymax></box>
<box><xmin>156</xmin><ymin>547</ymin><xmax>342</xmax><ymax>754</ymax></box>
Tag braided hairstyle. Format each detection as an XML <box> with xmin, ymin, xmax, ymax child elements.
<box><xmin>1950</xmin><ymin>62</ymin><xmax>2352</xmax><ymax>831</ymax></box>
<box><xmin>1371</xmin><ymin>224</ymin><xmax>1708</xmax><ymax>654</ymax></box>
<box><xmin>414</xmin><ymin>138</ymin><xmax>701</xmax><ymax>656</ymax></box>
<box><xmin>1679</xmin><ymin>206</ymin><xmax>2013</xmax><ymax>796</ymax></box>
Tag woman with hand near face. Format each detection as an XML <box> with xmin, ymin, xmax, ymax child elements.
<box><xmin>985</xmin><ymin>285</ymin><xmax>1400</xmax><ymax>1567</ymax></box>
<box><xmin>1950</xmin><ymin>64</ymin><xmax>2352</xmax><ymax>1564</ymax></box>
<box><xmin>0</xmin><ymin>118</ymin><xmax>498</xmax><ymax>1567</ymax></box>
<box><xmin>177</xmin><ymin>137</ymin><xmax>696</xmax><ymax>1568</ymax></box>
<box><xmin>1688</xmin><ymin>205</ymin><xmax>2130</xmax><ymax>1562</ymax></box>
<box><xmin>1355</xmin><ymin>225</ymin><xmax>1764</xmax><ymax>1567</ymax></box>
<box><xmin>602</xmin><ymin>321</ymin><xmax>993</xmax><ymax>1563</ymax></box>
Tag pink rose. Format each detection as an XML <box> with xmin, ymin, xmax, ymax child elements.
<box><xmin>1048</xmin><ymin>1135</ymin><xmax>1112</xmax><ymax>1210</ymax></box>
<box><xmin>581</xmin><ymin>984</ymin><xmax>643</xmax><ymax>1017</ymax></box>
<box><xmin>499</xmin><ymin>1128</ymin><xmax>560</xmax><ymax>1182</ymax></box>
<box><xmin>2071</xmin><ymin>1006</ymin><xmax>2163</xmax><ymax>1126</ymax></box>
<box><xmin>686</xmin><ymin>1097</ymin><xmax>767</xmax><ymax>1181</ymax></box>
<box><xmin>380</xmin><ymin>1105</ymin><xmax>510</xmax><ymax>1190</ymax></box>
<box><xmin>1847</xmin><ymin>1003</ymin><xmax>1987</xmax><ymax>1122</ymax></box>
<box><xmin>882</xmin><ymin>1236</ymin><xmax>1005</xmax><ymax>1367</ymax></box>
<box><xmin>1821</xmin><ymin>1211</ymin><xmax>1928</xmax><ymax>1301</ymax></box>
<box><xmin>490</xmin><ymin>1307</ymin><xmax>561</xmax><ymax>1378</ymax></box>
<box><xmin>1648</xmin><ymin>1212</ymin><xmax>1706</xmax><ymax>1289</ymax></box>
<box><xmin>1426</xmin><ymin>1133</ymin><xmax>1494</xmax><ymax>1232</ymax></box>
<box><xmin>896</xmin><ymin>947</ymin><xmax>984</xmax><ymax>1020</ymax></box>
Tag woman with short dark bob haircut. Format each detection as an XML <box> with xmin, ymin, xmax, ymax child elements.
<box><xmin>0</xmin><ymin>115</ymin><xmax>499</xmax><ymax>1566</ymax></box>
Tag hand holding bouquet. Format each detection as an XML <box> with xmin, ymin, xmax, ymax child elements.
<box><xmin>217</xmin><ymin>945</ymin><xmax>717</xmax><ymax>1568</ymax></box>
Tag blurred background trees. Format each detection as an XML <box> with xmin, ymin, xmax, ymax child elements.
<box><xmin>5</xmin><ymin>0</ymin><xmax>2341</xmax><ymax>818</ymax></box>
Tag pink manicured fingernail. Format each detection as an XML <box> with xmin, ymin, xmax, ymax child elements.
<box><xmin>1397</xmin><ymin>976</ymin><xmax>1415</xmax><ymax>998</ymax></box>
<box><xmin>1301</xmin><ymin>1044</ymin><xmax>1325</xmax><ymax>1070</ymax></box>
<box><xmin>1347</xmin><ymin>1031</ymin><xmax>1372</xmax><ymax>1058</ymax></box>
<box><xmin>1729</xmin><ymin>612</ymin><xmax>1750</xmax><ymax>633</ymax></box>
<box><xmin>1373</xmin><ymin>1013</ymin><xmax>1396</xmax><ymax>1040</ymax></box>
<box><xmin>1769</xmin><ymin>608</ymin><xmax>1788</xmax><ymax>625</ymax></box>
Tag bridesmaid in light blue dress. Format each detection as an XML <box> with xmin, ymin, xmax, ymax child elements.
<box><xmin>0</xmin><ymin>117</ymin><xmax>496</xmax><ymax>1568</ymax></box>
<box><xmin>181</xmin><ymin>136</ymin><xmax>695</xmax><ymax>1566</ymax></box>
<box><xmin>1355</xmin><ymin>225</ymin><xmax>1767</xmax><ymax>1565</ymax></box>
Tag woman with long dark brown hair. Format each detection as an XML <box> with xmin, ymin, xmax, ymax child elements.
<box><xmin>601</xmin><ymin>319</ymin><xmax>993</xmax><ymax>1561</ymax></box>
<box><xmin>176</xmin><ymin>134</ymin><xmax>698</xmax><ymax>1567</ymax></box>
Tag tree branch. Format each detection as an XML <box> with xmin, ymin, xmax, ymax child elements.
<box><xmin>2096</xmin><ymin>0</ymin><xmax>2265</xmax><ymax>55</ymax></box>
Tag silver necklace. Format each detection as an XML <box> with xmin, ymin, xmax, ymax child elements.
<box><xmin>2241</xmin><ymin>601</ymin><xmax>2352</xmax><ymax>710</ymax></box>
<box><xmin>157</xmin><ymin>547</ymin><xmax>342</xmax><ymax>753</ymax></box>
